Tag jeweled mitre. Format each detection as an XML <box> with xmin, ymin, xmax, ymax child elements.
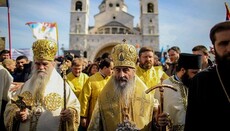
<box><xmin>111</xmin><ymin>42</ymin><xmax>137</xmax><ymax>68</ymax></box>
<box><xmin>32</xmin><ymin>39</ymin><xmax>57</xmax><ymax>61</ymax></box>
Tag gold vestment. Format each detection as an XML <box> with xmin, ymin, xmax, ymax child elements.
<box><xmin>67</xmin><ymin>72</ymin><xmax>89</xmax><ymax>98</ymax></box>
<box><xmin>136</xmin><ymin>66</ymin><xmax>169</xmax><ymax>95</ymax></box>
<box><xmin>88</xmin><ymin>75</ymin><xmax>159</xmax><ymax>131</ymax></box>
<box><xmin>79</xmin><ymin>72</ymin><xmax>110</xmax><ymax>120</ymax></box>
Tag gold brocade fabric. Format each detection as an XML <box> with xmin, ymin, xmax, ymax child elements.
<box><xmin>4</xmin><ymin>69</ymin><xmax>80</xmax><ymax>131</ymax></box>
<box><xmin>44</xmin><ymin>93</ymin><xmax>62</xmax><ymax>111</ymax></box>
<box><xmin>58</xmin><ymin>107</ymin><xmax>79</xmax><ymax>131</ymax></box>
<box><xmin>5</xmin><ymin>91</ymin><xmax>64</xmax><ymax>131</ymax></box>
<box><xmin>79</xmin><ymin>72</ymin><xmax>110</xmax><ymax>120</ymax></box>
<box><xmin>136</xmin><ymin>66</ymin><xmax>169</xmax><ymax>95</ymax></box>
<box><xmin>67</xmin><ymin>72</ymin><xmax>89</xmax><ymax>98</ymax></box>
<box><xmin>172</xmin><ymin>125</ymin><xmax>184</xmax><ymax>131</ymax></box>
<box><xmin>16</xmin><ymin>92</ymin><xmax>63</xmax><ymax>112</ymax></box>
<box><xmin>20</xmin><ymin>91</ymin><xmax>33</xmax><ymax>106</ymax></box>
<box><xmin>92</xmin><ymin>76</ymin><xmax>156</xmax><ymax>131</ymax></box>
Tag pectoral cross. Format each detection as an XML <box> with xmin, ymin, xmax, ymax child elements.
<box><xmin>122</xmin><ymin>106</ymin><xmax>130</xmax><ymax>121</ymax></box>
<box><xmin>117</xmin><ymin>106</ymin><xmax>139</xmax><ymax>131</ymax></box>
<box><xmin>117</xmin><ymin>105</ymin><xmax>139</xmax><ymax>131</ymax></box>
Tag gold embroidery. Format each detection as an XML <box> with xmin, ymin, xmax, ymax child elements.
<box><xmin>69</xmin><ymin>107</ymin><xmax>79</xmax><ymax>129</ymax></box>
<box><xmin>135</xmin><ymin>92</ymin><xmax>150</xmax><ymax>117</ymax></box>
<box><xmin>44</xmin><ymin>93</ymin><xmax>62</xmax><ymax>111</ymax></box>
<box><xmin>20</xmin><ymin>91</ymin><xmax>33</xmax><ymax>106</ymax></box>
<box><xmin>6</xmin><ymin>104</ymin><xmax>18</xmax><ymax>130</ymax></box>
<box><xmin>173</xmin><ymin>124</ymin><xmax>184</xmax><ymax>131</ymax></box>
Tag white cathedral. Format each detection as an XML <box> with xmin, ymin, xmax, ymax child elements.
<box><xmin>69</xmin><ymin>0</ymin><xmax>159</xmax><ymax>61</ymax></box>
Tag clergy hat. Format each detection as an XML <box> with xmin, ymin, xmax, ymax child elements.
<box><xmin>210</xmin><ymin>21</ymin><xmax>230</xmax><ymax>44</ymax></box>
<box><xmin>111</xmin><ymin>41</ymin><xmax>137</xmax><ymax>68</ymax></box>
<box><xmin>64</xmin><ymin>54</ymin><xmax>73</xmax><ymax>61</ymax></box>
<box><xmin>32</xmin><ymin>39</ymin><xmax>58</xmax><ymax>61</ymax></box>
<box><xmin>177</xmin><ymin>53</ymin><xmax>202</xmax><ymax>69</ymax></box>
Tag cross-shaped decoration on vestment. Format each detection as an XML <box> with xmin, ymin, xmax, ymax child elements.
<box><xmin>135</xmin><ymin>92</ymin><xmax>150</xmax><ymax>117</ymax></box>
<box><xmin>105</xmin><ymin>92</ymin><xmax>116</xmax><ymax>117</ymax></box>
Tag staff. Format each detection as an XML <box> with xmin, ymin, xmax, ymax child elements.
<box><xmin>60</xmin><ymin>60</ymin><xmax>68</xmax><ymax>131</ymax></box>
<box><xmin>145</xmin><ymin>84</ymin><xmax>177</xmax><ymax>131</ymax></box>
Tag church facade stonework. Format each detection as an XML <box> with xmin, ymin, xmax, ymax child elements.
<box><xmin>69</xmin><ymin>0</ymin><xmax>159</xmax><ymax>61</ymax></box>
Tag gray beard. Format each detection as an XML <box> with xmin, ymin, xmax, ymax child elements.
<box><xmin>113</xmin><ymin>76</ymin><xmax>135</xmax><ymax>106</ymax></box>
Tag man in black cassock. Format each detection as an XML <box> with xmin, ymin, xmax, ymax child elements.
<box><xmin>184</xmin><ymin>21</ymin><xmax>230</xmax><ymax>131</ymax></box>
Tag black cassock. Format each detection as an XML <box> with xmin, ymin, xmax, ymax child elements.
<box><xmin>184</xmin><ymin>65</ymin><xmax>230</xmax><ymax>131</ymax></box>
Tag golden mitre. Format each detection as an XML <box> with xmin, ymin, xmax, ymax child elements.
<box><xmin>32</xmin><ymin>39</ymin><xmax>57</xmax><ymax>61</ymax></box>
<box><xmin>111</xmin><ymin>42</ymin><xmax>137</xmax><ymax>68</ymax></box>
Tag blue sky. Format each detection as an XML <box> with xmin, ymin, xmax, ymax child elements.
<box><xmin>0</xmin><ymin>0</ymin><xmax>227</xmax><ymax>55</ymax></box>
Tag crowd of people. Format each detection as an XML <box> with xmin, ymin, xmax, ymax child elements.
<box><xmin>0</xmin><ymin>20</ymin><xmax>229</xmax><ymax>131</ymax></box>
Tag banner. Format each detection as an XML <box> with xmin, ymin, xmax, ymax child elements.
<box><xmin>0</xmin><ymin>0</ymin><xmax>8</xmax><ymax>7</ymax></box>
<box><xmin>11</xmin><ymin>48</ymin><xmax>33</xmax><ymax>60</ymax></box>
<box><xmin>160</xmin><ymin>47</ymin><xmax>165</xmax><ymax>64</ymax></box>
<box><xmin>0</xmin><ymin>37</ymin><xmax>5</xmax><ymax>51</ymax></box>
<box><xmin>225</xmin><ymin>2</ymin><xmax>230</xmax><ymax>20</ymax></box>
<box><xmin>26</xmin><ymin>22</ymin><xmax>58</xmax><ymax>42</ymax></box>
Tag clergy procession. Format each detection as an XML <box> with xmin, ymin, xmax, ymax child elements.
<box><xmin>0</xmin><ymin>20</ymin><xmax>230</xmax><ymax>131</ymax></box>
<box><xmin>1</xmin><ymin>0</ymin><xmax>230</xmax><ymax>131</ymax></box>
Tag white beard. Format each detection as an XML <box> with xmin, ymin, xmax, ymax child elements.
<box><xmin>113</xmin><ymin>76</ymin><xmax>135</xmax><ymax>106</ymax></box>
<box><xmin>30</xmin><ymin>67</ymin><xmax>53</xmax><ymax>103</ymax></box>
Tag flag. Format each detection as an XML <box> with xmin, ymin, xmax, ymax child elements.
<box><xmin>160</xmin><ymin>47</ymin><xmax>165</xmax><ymax>64</ymax></box>
<box><xmin>225</xmin><ymin>2</ymin><xmax>230</xmax><ymax>20</ymax></box>
<box><xmin>26</xmin><ymin>22</ymin><xmax>58</xmax><ymax>42</ymax></box>
<box><xmin>0</xmin><ymin>0</ymin><xmax>9</xmax><ymax>7</ymax></box>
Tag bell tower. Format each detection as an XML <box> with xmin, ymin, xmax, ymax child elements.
<box><xmin>140</xmin><ymin>0</ymin><xmax>158</xmax><ymax>35</ymax></box>
<box><xmin>139</xmin><ymin>0</ymin><xmax>159</xmax><ymax>50</ymax></box>
<box><xmin>70</xmin><ymin>0</ymin><xmax>89</xmax><ymax>34</ymax></box>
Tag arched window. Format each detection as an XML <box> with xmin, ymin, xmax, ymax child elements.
<box><xmin>149</xmin><ymin>26</ymin><xmax>154</xmax><ymax>34</ymax></box>
<box><xmin>150</xmin><ymin>19</ymin><xmax>152</xmax><ymax>23</ymax></box>
<box><xmin>76</xmin><ymin>1</ymin><xmax>82</xmax><ymax>11</ymax></box>
<box><xmin>75</xmin><ymin>24</ymin><xmax>81</xmax><ymax>33</ymax></box>
<box><xmin>147</xmin><ymin>3</ymin><xmax>154</xmax><ymax>13</ymax></box>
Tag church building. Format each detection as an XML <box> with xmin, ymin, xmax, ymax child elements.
<box><xmin>69</xmin><ymin>0</ymin><xmax>159</xmax><ymax>61</ymax></box>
